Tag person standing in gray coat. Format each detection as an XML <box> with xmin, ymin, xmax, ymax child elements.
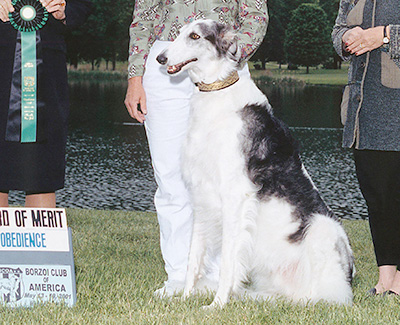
<box><xmin>333</xmin><ymin>0</ymin><xmax>400</xmax><ymax>296</ymax></box>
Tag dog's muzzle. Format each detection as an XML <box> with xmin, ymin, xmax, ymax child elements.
<box><xmin>156</xmin><ymin>52</ymin><xmax>198</xmax><ymax>74</ymax></box>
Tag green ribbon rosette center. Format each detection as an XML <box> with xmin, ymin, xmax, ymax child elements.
<box><xmin>20</xmin><ymin>5</ymin><xmax>37</xmax><ymax>21</ymax></box>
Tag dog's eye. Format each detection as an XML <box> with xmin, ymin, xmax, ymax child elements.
<box><xmin>189</xmin><ymin>32</ymin><xmax>200</xmax><ymax>40</ymax></box>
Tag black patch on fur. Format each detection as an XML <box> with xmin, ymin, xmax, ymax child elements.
<box><xmin>287</xmin><ymin>222</ymin><xmax>310</xmax><ymax>243</ymax></box>
<box><xmin>241</xmin><ymin>104</ymin><xmax>337</xmax><ymax>243</ymax></box>
<box><xmin>198</xmin><ymin>22</ymin><xmax>234</xmax><ymax>58</ymax></box>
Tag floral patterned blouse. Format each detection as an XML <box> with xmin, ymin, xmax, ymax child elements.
<box><xmin>128</xmin><ymin>0</ymin><xmax>269</xmax><ymax>78</ymax></box>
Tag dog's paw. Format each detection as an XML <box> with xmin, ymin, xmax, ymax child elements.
<box><xmin>201</xmin><ymin>300</ymin><xmax>224</xmax><ymax>311</ymax></box>
<box><xmin>181</xmin><ymin>288</ymin><xmax>194</xmax><ymax>301</ymax></box>
<box><xmin>153</xmin><ymin>280</ymin><xmax>185</xmax><ymax>298</ymax></box>
<box><xmin>201</xmin><ymin>305</ymin><xmax>213</xmax><ymax>311</ymax></box>
<box><xmin>181</xmin><ymin>293</ymin><xmax>190</xmax><ymax>301</ymax></box>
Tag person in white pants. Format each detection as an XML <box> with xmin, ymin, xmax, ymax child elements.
<box><xmin>125</xmin><ymin>1</ymin><xmax>268</xmax><ymax>297</ymax></box>
<box><xmin>143</xmin><ymin>41</ymin><xmax>195</xmax><ymax>293</ymax></box>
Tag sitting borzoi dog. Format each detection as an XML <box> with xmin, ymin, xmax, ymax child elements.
<box><xmin>156</xmin><ymin>19</ymin><xmax>355</xmax><ymax>308</ymax></box>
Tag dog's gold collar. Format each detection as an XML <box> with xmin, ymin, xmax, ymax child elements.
<box><xmin>195</xmin><ymin>71</ymin><xmax>239</xmax><ymax>92</ymax></box>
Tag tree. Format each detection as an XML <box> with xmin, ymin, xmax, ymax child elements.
<box><xmin>319</xmin><ymin>0</ymin><xmax>340</xmax><ymax>26</ymax></box>
<box><xmin>66</xmin><ymin>0</ymin><xmax>134</xmax><ymax>70</ymax></box>
<box><xmin>251</xmin><ymin>0</ymin><xmax>286</xmax><ymax>68</ymax></box>
<box><xmin>251</xmin><ymin>0</ymin><xmax>322</xmax><ymax>68</ymax></box>
<box><xmin>252</xmin><ymin>0</ymin><xmax>312</xmax><ymax>68</ymax></box>
<box><xmin>284</xmin><ymin>3</ymin><xmax>332</xmax><ymax>73</ymax></box>
<box><xmin>252</xmin><ymin>11</ymin><xmax>285</xmax><ymax>68</ymax></box>
<box><xmin>320</xmin><ymin>0</ymin><xmax>343</xmax><ymax>69</ymax></box>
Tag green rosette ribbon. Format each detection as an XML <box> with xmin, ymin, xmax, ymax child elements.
<box><xmin>8</xmin><ymin>0</ymin><xmax>48</xmax><ymax>143</ymax></box>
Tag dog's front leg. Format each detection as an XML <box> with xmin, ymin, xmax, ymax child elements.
<box><xmin>205</xmin><ymin>203</ymin><xmax>243</xmax><ymax>309</ymax></box>
<box><xmin>183</xmin><ymin>220</ymin><xmax>206</xmax><ymax>298</ymax></box>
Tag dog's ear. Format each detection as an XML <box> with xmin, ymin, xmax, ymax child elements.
<box><xmin>203</xmin><ymin>22</ymin><xmax>240</xmax><ymax>62</ymax></box>
<box><xmin>226</xmin><ymin>34</ymin><xmax>240</xmax><ymax>63</ymax></box>
<box><xmin>218</xmin><ymin>28</ymin><xmax>240</xmax><ymax>63</ymax></box>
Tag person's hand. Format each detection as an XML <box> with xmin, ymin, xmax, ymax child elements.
<box><xmin>125</xmin><ymin>76</ymin><xmax>147</xmax><ymax>123</ymax></box>
<box><xmin>343</xmin><ymin>26</ymin><xmax>385</xmax><ymax>56</ymax></box>
<box><xmin>39</xmin><ymin>0</ymin><xmax>66</xmax><ymax>21</ymax></box>
<box><xmin>0</xmin><ymin>0</ymin><xmax>14</xmax><ymax>22</ymax></box>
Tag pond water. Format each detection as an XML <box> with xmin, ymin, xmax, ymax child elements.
<box><xmin>7</xmin><ymin>80</ymin><xmax>367</xmax><ymax>220</ymax></box>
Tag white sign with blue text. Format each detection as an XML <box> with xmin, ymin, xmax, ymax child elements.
<box><xmin>0</xmin><ymin>208</ymin><xmax>69</xmax><ymax>251</ymax></box>
<box><xmin>0</xmin><ymin>208</ymin><xmax>76</xmax><ymax>307</ymax></box>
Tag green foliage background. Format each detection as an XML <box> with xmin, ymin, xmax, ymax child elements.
<box><xmin>284</xmin><ymin>3</ymin><xmax>332</xmax><ymax>72</ymax></box>
<box><xmin>66</xmin><ymin>0</ymin><xmax>134</xmax><ymax>69</ymax></box>
<box><xmin>67</xmin><ymin>0</ymin><xmax>341</xmax><ymax>70</ymax></box>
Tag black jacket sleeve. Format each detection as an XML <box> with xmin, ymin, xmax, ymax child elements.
<box><xmin>65</xmin><ymin>0</ymin><xmax>93</xmax><ymax>29</ymax></box>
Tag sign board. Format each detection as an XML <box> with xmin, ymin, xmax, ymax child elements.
<box><xmin>0</xmin><ymin>208</ymin><xmax>76</xmax><ymax>307</ymax></box>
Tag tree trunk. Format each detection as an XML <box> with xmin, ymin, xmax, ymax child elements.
<box><xmin>306</xmin><ymin>65</ymin><xmax>309</xmax><ymax>74</ymax></box>
<box><xmin>334</xmin><ymin>54</ymin><xmax>342</xmax><ymax>69</ymax></box>
<box><xmin>69</xmin><ymin>54</ymin><xmax>78</xmax><ymax>70</ymax></box>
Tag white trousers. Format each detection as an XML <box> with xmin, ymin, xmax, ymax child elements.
<box><xmin>143</xmin><ymin>40</ymin><xmax>251</xmax><ymax>282</ymax></box>
<box><xmin>143</xmin><ymin>41</ymin><xmax>194</xmax><ymax>282</ymax></box>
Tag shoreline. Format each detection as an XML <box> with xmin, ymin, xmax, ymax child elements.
<box><xmin>67</xmin><ymin>62</ymin><xmax>349</xmax><ymax>87</ymax></box>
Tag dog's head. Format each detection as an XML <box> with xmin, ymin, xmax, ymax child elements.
<box><xmin>156</xmin><ymin>19</ymin><xmax>240</xmax><ymax>83</ymax></box>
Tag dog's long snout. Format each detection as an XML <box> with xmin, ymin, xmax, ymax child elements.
<box><xmin>156</xmin><ymin>52</ymin><xmax>168</xmax><ymax>65</ymax></box>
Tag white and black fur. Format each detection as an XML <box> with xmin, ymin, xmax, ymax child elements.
<box><xmin>157</xmin><ymin>19</ymin><xmax>355</xmax><ymax>308</ymax></box>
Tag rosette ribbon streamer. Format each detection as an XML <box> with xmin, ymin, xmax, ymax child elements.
<box><xmin>6</xmin><ymin>0</ymin><xmax>48</xmax><ymax>143</ymax></box>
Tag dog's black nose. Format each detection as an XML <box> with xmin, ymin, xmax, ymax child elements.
<box><xmin>156</xmin><ymin>53</ymin><xmax>168</xmax><ymax>65</ymax></box>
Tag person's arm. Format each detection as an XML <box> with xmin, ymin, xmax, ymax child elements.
<box><xmin>39</xmin><ymin>0</ymin><xmax>92</xmax><ymax>28</ymax></box>
<box><xmin>40</xmin><ymin>0</ymin><xmax>66</xmax><ymax>21</ymax></box>
<box><xmin>235</xmin><ymin>0</ymin><xmax>269</xmax><ymax>62</ymax></box>
<box><xmin>343</xmin><ymin>26</ymin><xmax>385</xmax><ymax>55</ymax></box>
<box><xmin>332</xmin><ymin>0</ymin><xmax>352</xmax><ymax>61</ymax></box>
<box><xmin>342</xmin><ymin>25</ymin><xmax>400</xmax><ymax>60</ymax></box>
<box><xmin>125</xmin><ymin>0</ymin><xmax>157</xmax><ymax>122</ymax></box>
<box><xmin>63</xmin><ymin>0</ymin><xmax>93</xmax><ymax>28</ymax></box>
<box><xmin>128</xmin><ymin>0</ymin><xmax>158</xmax><ymax>79</ymax></box>
<box><xmin>0</xmin><ymin>0</ymin><xmax>14</xmax><ymax>22</ymax></box>
<box><xmin>333</xmin><ymin>0</ymin><xmax>400</xmax><ymax>62</ymax></box>
<box><xmin>125</xmin><ymin>76</ymin><xmax>147</xmax><ymax>123</ymax></box>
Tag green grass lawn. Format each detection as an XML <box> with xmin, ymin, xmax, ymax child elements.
<box><xmin>249</xmin><ymin>62</ymin><xmax>349</xmax><ymax>86</ymax></box>
<box><xmin>2</xmin><ymin>209</ymin><xmax>399</xmax><ymax>324</ymax></box>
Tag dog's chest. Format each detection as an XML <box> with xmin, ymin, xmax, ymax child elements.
<box><xmin>182</xmin><ymin>93</ymin><xmax>246</xmax><ymax>184</ymax></box>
